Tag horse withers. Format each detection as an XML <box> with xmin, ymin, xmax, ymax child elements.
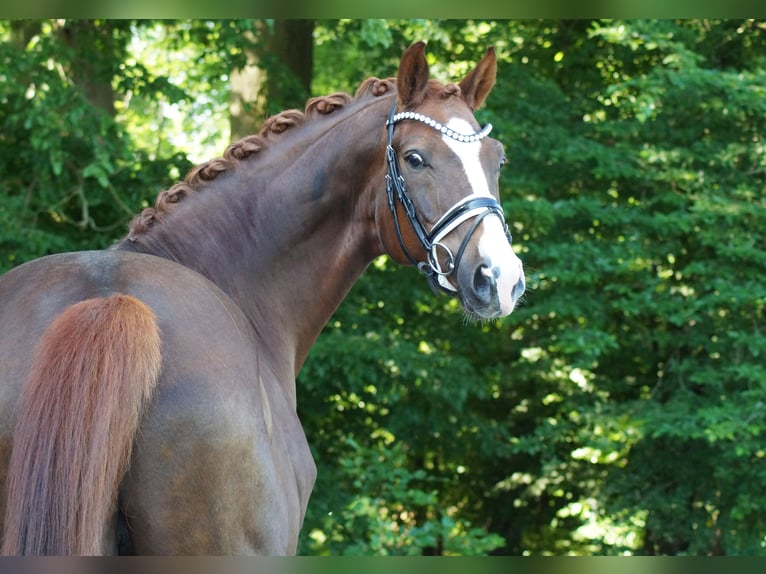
<box><xmin>0</xmin><ymin>41</ymin><xmax>525</xmax><ymax>554</ymax></box>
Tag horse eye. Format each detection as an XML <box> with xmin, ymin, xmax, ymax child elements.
<box><xmin>404</xmin><ymin>152</ymin><xmax>428</xmax><ymax>170</ymax></box>
<box><xmin>499</xmin><ymin>155</ymin><xmax>508</xmax><ymax>170</ymax></box>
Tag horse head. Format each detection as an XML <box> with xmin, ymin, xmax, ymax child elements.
<box><xmin>377</xmin><ymin>41</ymin><xmax>526</xmax><ymax>319</ymax></box>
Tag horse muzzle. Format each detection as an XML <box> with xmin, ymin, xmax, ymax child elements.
<box><xmin>457</xmin><ymin>252</ymin><xmax>526</xmax><ymax>319</ymax></box>
<box><xmin>449</xmin><ymin>210</ymin><xmax>526</xmax><ymax>320</ymax></box>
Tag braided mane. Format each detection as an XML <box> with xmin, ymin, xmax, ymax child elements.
<box><xmin>126</xmin><ymin>75</ymin><xmax>461</xmax><ymax>242</ymax></box>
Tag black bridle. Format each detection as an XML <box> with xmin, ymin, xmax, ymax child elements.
<box><xmin>385</xmin><ymin>102</ymin><xmax>512</xmax><ymax>294</ymax></box>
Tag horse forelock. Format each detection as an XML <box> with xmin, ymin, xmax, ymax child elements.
<box><xmin>424</xmin><ymin>80</ymin><xmax>462</xmax><ymax>104</ymax></box>
<box><xmin>124</xmin><ymin>75</ymin><xmax>459</xmax><ymax>243</ymax></box>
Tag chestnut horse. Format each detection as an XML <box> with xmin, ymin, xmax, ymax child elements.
<box><xmin>0</xmin><ymin>42</ymin><xmax>525</xmax><ymax>555</ymax></box>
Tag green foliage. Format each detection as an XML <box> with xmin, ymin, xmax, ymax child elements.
<box><xmin>0</xmin><ymin>20</ymin><xmax>191</xmax><ymax>272</ymax></box>
<box><xmin>303</xmin><ymin>19</ymin><xmax>766</xmax><ymax>556</ymax></box>
<box><xmin>480</xmin><ymin>19</ymin><xmax>766</xmax><ymax>555</ymax></box>
<box><xmin>303</xmin><ymin>436</ymin><xmax>504</xmax><ymax>555</ymax></box>
<box><xmin>298</xmin><ymin>260</ymin><xmax>514</xmax><ymax>555</ymax></box>
<box><xmin>1</xmin><ymin>19</ymin><xmax>764</xmax><ymax>556</ymax></box>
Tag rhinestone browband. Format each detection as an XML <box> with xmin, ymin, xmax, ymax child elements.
<box><xmin>388</xmin><ymin>111</ymin><xmax>493</xmax><ymax>143</ymax></box>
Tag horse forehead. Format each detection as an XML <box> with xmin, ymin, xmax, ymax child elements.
<box><xmin>440</xmin><ymin>117</ymin><xmax>492</xmax><ymax>198</ymax></box>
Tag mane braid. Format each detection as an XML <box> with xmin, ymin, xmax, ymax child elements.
<box><xmin>125</xmin><ymin>76</ymin><xmax>400</xmax><ymax>242</ymax></box>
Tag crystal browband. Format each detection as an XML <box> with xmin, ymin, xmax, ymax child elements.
<box><xmin>387</xmin><ymin>111</ymin><xmax>493</xmax><ymax>143</ymax></box>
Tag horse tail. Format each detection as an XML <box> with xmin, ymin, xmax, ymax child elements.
<box><xmin>1</xmin><ymin>294</ymin><xmax>162</xmax><ymax>555</ymax></box>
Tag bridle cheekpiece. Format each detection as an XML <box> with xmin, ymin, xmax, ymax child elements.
<box><xmin>385</xmin><ymin>102</ymin><xmax>512</xmax><ymax>294</ymax></box>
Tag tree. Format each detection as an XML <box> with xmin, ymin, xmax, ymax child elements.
<box><xmin>298</xmin><ymin>19</ymin><xmax>766</xmax><ymax>555</ymax></box>
<box><xmin>0</xmin><ymin>20</ymin><xmax>189</xmax><ymax>271</ymax></box>
<box><xmin>472</xmin><ymin>19</ymin><xmax>766</xmax><ymax>554</ymax></box>
<box><xmin>229</xmin><ymin>20</ymin><xmax>314</xmax><ymax>140</ymax></box>
<box><xmin>1</xmin><ymin>19</ymin><xmax>764</xmax><ymax>556</ymax></box>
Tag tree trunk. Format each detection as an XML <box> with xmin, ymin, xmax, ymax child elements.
<box><xmin>271</xmin><ymin>20</ymin><xmax>314</xmax><ymax>110</ymax></box>
<box><xmin>229</xmin><ymin>20</ymin><xmax>314</xmax><ymax>141</ymax></box>
<box><xmin>229</xmin><ymin>25</ymin><xmax>269</xmax><ymax>142</ymax></box>
<box><xmin>56</xmin><ymin>20</ymin><xmax>127</xmax><ymax>116</ymax></box>
<box><xmin>9</xmin><ymin>20</ymin><xmax>41</xmax><ymax>48</ymax></box>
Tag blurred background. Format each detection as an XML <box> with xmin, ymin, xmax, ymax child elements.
<box><xmin>0</xmin><ymin>19</ymin><xmax>764</xmax><ymax>555</ymax></box>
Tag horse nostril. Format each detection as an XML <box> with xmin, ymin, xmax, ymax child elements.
<box><xmin>473</xmin><ymin>264</ymin><xmax>498</xmax><ymax>303</ymax></box>
<box><xmin>512</xmin><ymin>276</ymin><xmax>526</xmax><ymax>301</ymax></box>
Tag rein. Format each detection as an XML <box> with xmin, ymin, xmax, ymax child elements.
<box><xmin>385</xmin><ymin>102</ymin><xmax>512</xmax><ymax>294</ymax></box>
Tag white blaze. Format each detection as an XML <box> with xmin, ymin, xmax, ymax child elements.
<box><xmin>442</xmin><ymin>118</ymin><xmax>524</xmax><ymax>315</ymax></box>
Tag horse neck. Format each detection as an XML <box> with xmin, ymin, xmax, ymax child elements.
<box><xmin>119</xmin><ymin>95</ymin><xmax>392</xmax><ymax>388</ymax></box>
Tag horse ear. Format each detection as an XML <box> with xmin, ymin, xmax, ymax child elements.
<box><xmin>397</xmin><ymin>41</ymin><xmax>430</xmax><ymax>109</ymax></box>
<box><xmin>458</xmin><ymin>46</ymin><xmax>497</xmax><ymax>110</ymax></box>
